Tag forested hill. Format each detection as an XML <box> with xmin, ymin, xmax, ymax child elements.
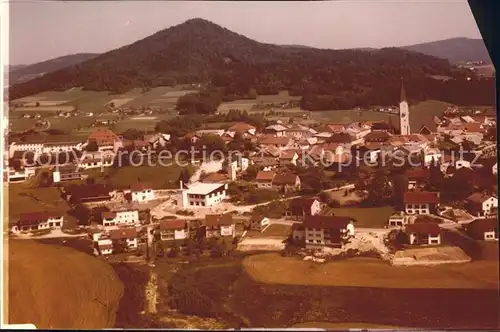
<box><xmin>401</xmin><ymin>37</ymin><xmax>491</xmax><ymax>64</ymax></box>
<box><xmin>8</xmin><ymin>18</ymin><xmax>495</xmax><ymax>108</ymax></box>
<box><xmin>8</xmin><ymin>53</ymin><xmax>98</xmax><ymax>86</ymax></box>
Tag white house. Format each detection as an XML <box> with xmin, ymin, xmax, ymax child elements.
<box><xmin>42</xmin><ymin>142</ymin><xmax>82</xmax><ymax>154</ymax></box>
<box><xmin>249</xmin><ymin>214</ymin><xmax>270</xmax><ymax>232</ymax></box>
<box><xmin>406</xmin><ymin>222</ymin><xmax>441</xmax><ymax>245</ymax></box>
<box><xmin>302</xmin><ymin>215</ymin><xmax>355</xmax><ymax>249</ymax></box>
<box><xmin>109</xmin><ymin>228</ymin><xmax>138</xmax><ymax>250</ymax></box>
<box><xmin>127</xmin><ymin>183</ymin><xmax>156</xmax><ymax>203</ymax></box>
<box><xmin>404</xmin><ymin>191</ymin><xmax>440</xmax><ymax>215</ymax></box>
<box><xmin>204</xmin><ymin>214</ymin><xmax>236</xmax><ymax>238</ymax></box>
<box><xmin>101</xmin><ymin>209</ymin><xmax>140</xmax><ymax>228</ymax></box>
<box><xmin>179</xmin><ymin>182</ymin><xmax>227</xmax><ymax>208</ymax></box>
<box><xmin>15</xmin><ymin>211</ymin><xmax>64</xmax><ymax>232</ymax></box>
<box><xmin>465</xmin><ymin>193</ymin><xmax>498</xmax><ymax>218</ymax></box>
<box><xmin>158</xmin><ymin>219</ymin><xmax>189</xmax><ymax>241</ymax></box>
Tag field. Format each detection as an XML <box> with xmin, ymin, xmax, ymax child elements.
<box><xmin>7</xmin><ymin>183</ymin><xmax>75</xmax><ymax>225</ymax></box>
<box><xmin>164</xmin><ymin>253</ymin><xmax>500</xmax><ymax>328</ymax></box>
<box><xmin>246</xmin><ymin>224</ymin><xmax>291</xmax><ymax>238</ymax></box>
<box><xmin>7</xmin><ymin>240</ymin><xmax>124</xmax><ymax>329</ymax></box>
<box><xmin>243</xmin><ymin>253</ymin><xmax>499</xmax><ymax>289</ymax></box>
<box><xmin>105</xmin><ymin>164</ymin><xmax>185</xmax><ymax>190</ymax></box>
<box><xmin>325</xmin><ymin>206</ymin><xmax>396</xmax><ymax>228</ymax></box>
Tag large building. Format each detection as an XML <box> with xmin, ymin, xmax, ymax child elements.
<box><xmin>14</xmin><ymin>211</ymin><xmax>64</xmax><ymax>232</ymax></box>
<box><xmin>292</xmin><ymin>215</ymin><xmax>355</xmax><ymax>249</ymax></box>
<box><xmin>179</xmin><ymin>182</ymin><xmax>228</xmax><ymax>208</ymax></box>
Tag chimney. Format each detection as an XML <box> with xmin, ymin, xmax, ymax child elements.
<box><xmin>179</xmin><ymin>180</ymin><xmax>183</xmax><ymax>190</ymax></box>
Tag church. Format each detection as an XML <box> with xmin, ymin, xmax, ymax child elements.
<box><xmin>399</xmin><ymin>80</ymin><xmax>410</xmax><ymax>135</ymax></box>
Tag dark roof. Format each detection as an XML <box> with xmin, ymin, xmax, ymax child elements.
<box><xmin>130</xmin><ymin>183</ymin><xmax>152</xmax><ymax>192</ymax></box>
<box><xmin>404</xmin><ymin>191</ymin><xmax>440</xmax><ymax>204</ymax></box>
<box><xmin>64</xmin><ymin>183</ymin><xmax>113</xmax><ymax>199</ymax></box>
<box><xmin>406</xmin><ymin>168</ymin><xmax>430</xmax><ymax>180</ymax></box>
<box><xmin>272</xmin><ymin>173</ymin><xmax>299</xmax><ymax>185</ymax></box>
<box><xmin>249</xmin><ymin>213</ymin><xmax>266</xmax><ymax>223</ymax></box>
<box><xmin>466</xmin><ymin>218</ymin><xmax>498</xmax><ymax>233</ymax></box>
<box><xmin>18</xmin><ymin>211</ymin><xmax>62</xmax><ymax>225</ymax></box>
<box><xmin>109</xmin><ymin>227</ymin><xmax>137</xmax><ymax>239</ymax></box>
<box><xmin>466</xmin><ymin>192</ymin><xmax>494</xmax><ymax>204</ymax></box>
<box><xmin>406</xmin><ymin>222</ymin><xmax>440</xmax><ymax>235</ymax></box>
<box><xmin>303</xmin><ymin>215</ymin><xmax>353</xmax><ymax>229</ymax></box>
<box><xmin>202</xmin><ymin>172</ymin><xmax>229</xmax><ymax>183</ymax></box>
<box><xmin>102</xmin><ymin>211</ymin><xmax>117</xmax><ymax>220</ymax></box>
<box><xmin>205</xmin><ymin>214</ymin><xmax>234</xmax><ymax>227</ymax></box>
<box><xmin>159</xmin><ymin>219</ymin><xmax>187</xmax><ymax>230</ymax></box>
<box><xmin>290</xmin><ymin>197</ymin><xmax>318</xmax><ymax>210</ymax></box>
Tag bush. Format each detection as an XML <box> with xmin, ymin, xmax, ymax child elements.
<box><xmin>385</xmin><ymin>229</ymin><xmax>410</xmax><ymax>252</ymax></box>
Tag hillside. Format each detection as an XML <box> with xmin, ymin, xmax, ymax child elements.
<box><xmin>8</xmin><ymin>240</ymin><xmax>124</xmax><ymax>329</ymax></box>
<box><xmin>402</xmin><ymin>37</ymin><xmax>491</xmax><ymax>64</ymax></box>
<box><xmin>8</xmin><ymin>53</ymin><xmax>98</xmax><ymax>86</ymax></box>
<box><xmin>8</xmin><ymin>19</ymin><xmax>495</xmax><ymax>109</ymax></box>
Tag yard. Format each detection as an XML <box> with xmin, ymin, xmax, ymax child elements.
<box><xmin>106</xmin><ymin>164</ymin><xmax>186</xmax><ymax>190</ymax></box>
<box><xmin>243</xmin><ymin>253</ymin><xmax>499</xmax><ymax>289</ymax></box>
<box><xmin>246</xmin><ymin>224</ymin><xmax>291</xmax><ymax>239</ymax></box>
<box><xmin>323</xmin><ymin>205</ymin><xmax>396</xmax><ymax>228</ymax></box>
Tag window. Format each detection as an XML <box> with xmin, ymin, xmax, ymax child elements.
<box><xmin>316</xmin><ymin>240</ymin><xmax>321</xmax><ymax>243</ymax></box>
<box><xmin>308</xmin><ymin>240</ymin><xmax>313</xmax><ymax>243</ymax></box>
<box><xmin>201</xmin><ymin>202</ymin><xmax>205</xmax><ymax>206</ymax></box>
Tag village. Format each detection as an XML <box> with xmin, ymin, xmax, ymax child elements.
<box><xmin>4</xmin><ymin>83</ymin><xmax>499</xmax><ymax>267</ymax></box>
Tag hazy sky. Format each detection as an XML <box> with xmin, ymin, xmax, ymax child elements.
<box><xmin>8</xmin><ymin>0</ymin><xmax>482</xmax><ymax>65</ymax></box>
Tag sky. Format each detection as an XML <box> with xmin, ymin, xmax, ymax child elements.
<box><xmin>7</xmin><ymin>0</ymin><xmax>482</xmax><ymax>66</ymax></box>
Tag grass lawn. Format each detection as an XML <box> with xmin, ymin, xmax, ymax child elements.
<box><xmin>325</xmin><ymin>205</ymin><xmax>395</xmax><ymax>228</ymax></box>
<box><xmin>107</xmin><ymin>164</ymin><xmax>185</xmax><ymax>190</ymax></box>
<box><xmin>246</xmin><ymin>224</ymin><xmax>291</xmax><ymax>239</ymax></box>
<box><xmin>8</xmin><ymin>240</ymin><xmax>124</xmax><ymax>329</ymax></box>
<box><xmin>243</xmin><ymin>253</ymin><xmax>499</xmax><ymax>289</ymax></box>
<box><xmin>7</xmin><ymin>183</ymin><xmax>73</xmax><ymax>223</ymax></box>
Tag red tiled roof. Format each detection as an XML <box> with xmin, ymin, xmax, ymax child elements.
<box><xmin>159</xmin><ymin>219</ymin><xmax>187</xmax><ymax>230</ymax></box>
<box><xmin>202</xmin><ymin>172</ymin><xmax>229</xmax><ymax>183</ymax></box>
<box><xmin>303</xmin><ymin>215</ymin><xmax>353</xmax><ymax>229</ymax></box>
<box><xmin>228</xmin><ymin>122</ymin><xmax>256</xmax><ymax>133</ymax></box>
<box><xmin>279</xmin><ymin>151</ymin><xmax>298</xmax><ymax>160</ymax></box>
<box><xmin>205</xmin><ymin>214</ymin><xmax>234</xmax><ymax>227</ymax></box>
<box><xmin>404</xmin><ymin>191</ymin><xmax>440</xmax><ymax>204</ymax></box>
<box><xmin>406</xmin><ymin>222</ymin><xmax>440</xmax><ymax>235</ymax></box>
<box><xmin>109</xmin><ymin>227</ymin><xmax>137</xmax><ymax>239</ymax></box>
<box><xmin>255</xmin><ymin>171</ymin><xmax>276</xmax><ymax>181</ymax></box>
<box><xmin>466</xmin><ymin>218</ymin><xmax>498</xmax><ymax>233</ymax></box>
<box><xmin>88</xmin><ymin>128</ymin><xmax>117</xmax><ymax>141</ymax></box>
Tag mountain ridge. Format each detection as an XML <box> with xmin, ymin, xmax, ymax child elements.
<box><xmin>8</xmin><ymin>18</ymin><xmax>494</xmax><ymax>108</ymax></box>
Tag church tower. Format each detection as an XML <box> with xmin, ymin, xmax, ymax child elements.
<box><xmin>399</xmin><ymin>78</ymin><xmax>410</xmax><ymax>135</ymax></box>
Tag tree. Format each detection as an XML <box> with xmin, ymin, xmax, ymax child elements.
<box><xmin>85</xmin><ymin>140</ymin><xmax>99</xmax><ymax>152</ymax></box>
<box><xmin>392</xmin><ymin>173</ymin><xmax>409</xmax><ymax>210</ymax></box>
<box><xmin>241</xmin><ymin>164</ymin><xmax>259</xmax><ymax>181</ymax></box>
<box><xmin>195</xmin><ymin>134</ymin><xmax>227</xmax><ymax>155</ymax></box>
<box><xmin>365</xmin><ymin>170</ymin><xmax>393</xmax><ymax>205</ymax></box>
<box><xmin>178</xmin><ymin>167</ymin><xmax>193</xmax><ymax>186</ymax></box>
<box><xmin>427</xmin><ymin>158</ymin><xmax>444</xmax><ymax>192</ymax></box>
<box><xmin>122</xmin><ymin>128</ymin><xmax>144</xmax><ymax>141</ymax></box>
<box><xmin>113</xmin><ymin>240</ymin><xmax>128</xmax><ymax>254</ymax></box>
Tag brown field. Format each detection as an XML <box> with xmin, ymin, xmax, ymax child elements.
<box><xmin>291</xmin><ymin>322</ymin><xmax>406</xmax><ymax>328</ymax></box>
<box><xmin>243</xmin><ymin>253</ymin><xmax>499</xmax><ymax>289</ymax></box>
<box><xmin>7</xmin><ymin>240</ymin><xmax>124</xmax><ymax>328</ymax></box>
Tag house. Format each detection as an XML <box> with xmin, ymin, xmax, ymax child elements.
<box><xmin>249</xmin><ymin>214</ymin><xmax>270</xmax><ymax>232</ymax></box>
<box><xmin>88</xmin><ymin>128</ymin><xmax>122</xmax><ymax>152</ymax></box>
<box><xmin>53</xmin><ymin>165</ymin><xmax>86</xmax><ymax>183</ymax></box>
<box><xmin>63</xmin><ymin>183</ymin><xmax>115</xmax><ymax>204</ymax></box>
<box><xmin>227</xmin><ymin>122</ymin><xmax>256</xmax><ymax>136</ymax></box>
<box><xmin>158</xmin><ymin>219</ymin><xmax>189</xmax><ymax>242</ymax></box>
<box><xmin>128</xmin><ymin>183</ymin><xmax>156</xmax><ymax>203</ymax></box>
<box><xmin>204</xmin><ymin>214</ymin><xmax>236</xmax><ymax>238</ymax></box>
<box><xmin>5</xmin><ymin>166</ymin><xmax>36</xmax><ymax>183</ymax></box>
<box><xmin>255</xmin><ymin>171</ymin><xmax>276</xmax><ymax>189</ymax></box>
<box><xmin>179</xmin><ymin>182</ymin><xmax>228</xmax><ymax>207</ymax></box>
<box><xmin>201</xmin><ymin>172</ymin><xmax>230</xmax><ymax>183</ymax></box>
<box><xmin>406</xmin><ymin>222</ymin><xmax>441</xmax><ymax>245</ymax></box>
<box><xmin>278</xmin><ymin>150</ymin><xmax>299</xmax><ymax>166</ymax></box>
<box><xmin>101</xmin><ymin>209</ymin><xmax>139</xmax><ymax>228</ymax></box>
<box><xmin>387</xmin><ymin>213</ymin><xmax>409</xmax><ymax>228</ymax></box>
<box><xmin>465</xmin><ymin>193</ymin><xmax>498</xmax><ymax>218</ymax></box>
<box><xmin>286</xmin><ymin>198</ymin><xmax>322</xmax><ymax>220</ymax></box>
<box><xmin>146</xmin><ymin>133</ymin><xmax>171</xmax><ymax>149</ymax></box>
<box><xmin>78</xmin><ymin>157</ymin><xmax>114</xmax><ymax>170</ymax></box>
<box><xmin>264</xmin><ymin>124</ymin><xmax>288</xmax><ymax>137</ymax></box>
<box><xmin>406</xmin><ymin>168</ymin><xmax>430</xmax><ymax>190</ymax></box>
<box><xmin>196</xmin><ymin>129</ymin><xmax>225</xmax><ymax>137</ymax></box>
<box><xmin>258</xmin><ymin>136</ymin><xmax>292</xmax><ymax>150</ymax></box>
<box><xmin>272</xmin><ymin>173</ymin><xmax>301</xmax><ymax>193</ymax></box>
<box><xmin>285</xmin><ymin>125</ymin><xmax>314</xmax><ymax>139</ymax></box>
<box><xmin>465</xmin><ymin>218</ymin><xmax>498</xmax><ymax>241</ymax></box>
<box><xmin>251</xmin><ymin>156</ymin><xmax>279</xmax><ymax>171</ymax></box>
<box><xmin>15</xmin><ymin>211</ymin><xmax>64</xmax><ymax>232</ymax></box>
<box><xmin>301</xmin><ymin>215</ymin><xmax>355</xmax><ymax>249</ymax></box>
<box><xmin>42</xmin><ymin>141</ymin><xmax>82</xmax><ymax>154</ymax></box>
<box><xmin>404</xmin><ymin>191</ymin><xmax>440</xmax><ymax>215</ymax></box>
<box><xmin>108</xmin><ymin>227</ymin><xmax>139</xmax><ymax>251</ymax></box>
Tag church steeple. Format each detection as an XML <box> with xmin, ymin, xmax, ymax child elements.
<box><xmin>400</xmin><ymin>77</ymin><xmax>407</xmax><ymax>102</ymax></box>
